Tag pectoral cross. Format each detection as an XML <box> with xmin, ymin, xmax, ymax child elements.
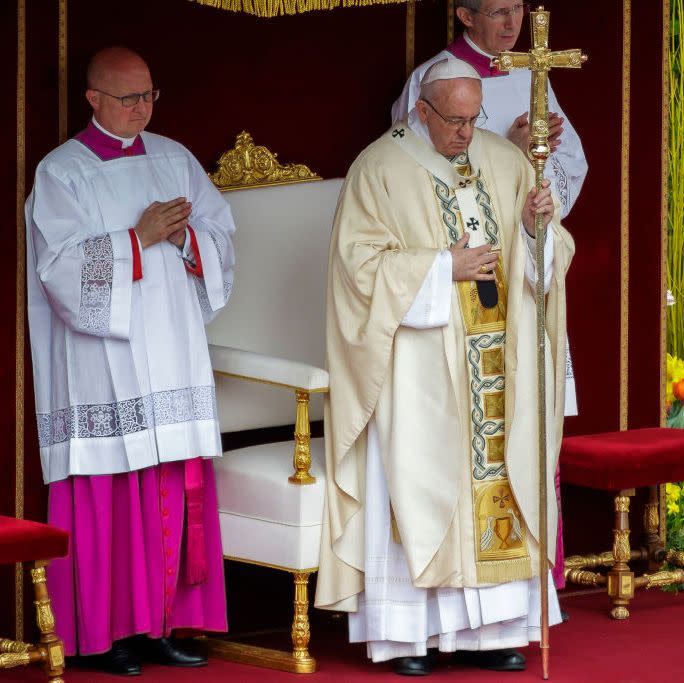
<box><xmin>492</xmin><ymin>8</ymin><xmax>587</xmax><ymax>681</ymax></box>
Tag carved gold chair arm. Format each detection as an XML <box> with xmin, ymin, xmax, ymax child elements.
<box><xmin>210</xmin><ymin>345</ymin><xmax>328</xmax><ymax>484</ymax></box>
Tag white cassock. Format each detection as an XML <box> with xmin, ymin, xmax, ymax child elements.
<box><xmin>26</xmin><ymin>121</ymin><xmax>235</xmax><ymax>484</ymax></box>
<box><xmin>393</xmin><ymin>33</ymin><xmax>583</xmax><ymax>417</ymax></box>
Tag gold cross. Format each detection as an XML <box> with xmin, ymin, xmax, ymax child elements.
<box><xmin>492</xmin><ymin>6</ymin><xmax>587</xmax><ymax>172</ymax></box>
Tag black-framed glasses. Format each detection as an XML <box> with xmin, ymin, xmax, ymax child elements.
<box><xmin>420</xmin><ymin>98</ymin><xmax>488</xmax><ymax>130</ymax></box>
<box><xmin>94</xmin><ymin>88</ymin><xmax>160</xmax><ymax>108</ymax></box>
<box><xmin>477</xmin><ymin>2</ymin><xmax>530</xmax><ymax>21</ymax></box>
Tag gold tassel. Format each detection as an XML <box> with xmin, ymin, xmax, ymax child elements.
<box><xmin>476</xmin><ymin>557</ymin><xmax>532</xmax><ymax>584</ymax></box>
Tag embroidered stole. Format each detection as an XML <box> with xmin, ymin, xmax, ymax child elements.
<box><xmin>388</xmin><ymin>125</ymin><xmax>532</xmax><ymax>584</ymax></box>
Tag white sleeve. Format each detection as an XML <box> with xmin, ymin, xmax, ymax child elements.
<box><xmin>186</xmin><ymin>151</ymin><xmax>236</xmax><ymax>323</ymax></box>
<box><xmin>401</xmin><ymin>251</ymin><xmax>453</xmax><ymax>329</ymax></box>
<box><xmin>27</xmin><ymin>168</ymin><xmax>134</xmax><ymax>340</ymax></box>
<box><xmin>522</xmin><ymin>223</ymin><xmax>554</xmax><ymax>295</ymax></box>
<box><xmin>546</xmin><ymin>80</ymin><xmax>588</xmax><ymax>219</ymax></box>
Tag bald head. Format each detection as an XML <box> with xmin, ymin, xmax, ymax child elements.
<box><xmin>85</xmin><ymin>47</ymin><xmax>155</xmax><ymax>138</ymax></box>
<box><xmin>87</xmin><ymin>47</ymin><xmax>150</xmax><ymax>90</ymax></box>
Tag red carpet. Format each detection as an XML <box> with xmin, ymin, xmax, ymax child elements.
<box><xmin>1</xmin><ymin>590</ymin><xmax>680</xmax><ymax>682</ymax></box>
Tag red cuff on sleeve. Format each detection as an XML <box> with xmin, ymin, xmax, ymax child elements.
<box><xmin>128</xmin><ymin>228</ymin><xmax>143</xmax><ymax>281</ymax></box>
<box><xmin>184</xmin><ymin>226</ymin><xmax>204</xmax><ymax>278</ymax></box>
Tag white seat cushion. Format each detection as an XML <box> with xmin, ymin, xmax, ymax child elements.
<box><xmin>215</xmin><ymin>438</ymin><xmax>325</xmax><ymax>570</ymax></box>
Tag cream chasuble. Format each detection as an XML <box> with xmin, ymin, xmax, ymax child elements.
<box><xmin>315</xmin><ymin>126</ymin><xmax>574</xmax><ymax>614</ymax></box>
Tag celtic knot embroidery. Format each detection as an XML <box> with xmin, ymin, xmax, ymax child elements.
<box><xmin>36</xmin><ymin>386</ymin><xmax>217</xmax><ymax>448</ymax></box>
<box><xmin>474</xmin><ymin>174</ymin><xmax>500</xmax><ymax>247</ymax></box>
<box><xmin>468</xmin><ymin>334</ymin><xmax>507</xmax><ymax>481</ymax></box>
<box><xmin>78</xmin><ymin>235</ymin><xmax>113</xmax><ymax>334</ymax></box>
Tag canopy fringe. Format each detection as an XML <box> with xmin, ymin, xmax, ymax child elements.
<box><xmin>189</xmin><ymin>0</ymin><xmax>412</xmax><ymax>19</ymax></box>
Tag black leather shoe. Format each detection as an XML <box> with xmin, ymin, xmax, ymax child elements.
<box><xmin>453</xmin><ymin>648</ymin><xmax>526</xmax><ymax>671</ymax></box>
<box><xmin>143</xmin><ymin>637</ymin><xmax>208</xmax><ymax>667</ymax></box>
<box><xmin>392</xmin><ymin>655</ymin><xmax>432</xmax><ymax>676</ymax></box>
<box><xmin>85</xmin><ymin>640</ymin><xmax>142</xmax><ymax>676</ymax></box>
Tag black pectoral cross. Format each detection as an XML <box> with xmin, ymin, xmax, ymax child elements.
<box><xmin>392</xmin><ymin>128</ymin><xmax>405</xmax><ymax>138</ymax></box>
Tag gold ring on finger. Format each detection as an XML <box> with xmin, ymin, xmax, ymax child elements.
<box><xmin>480</xmin><ymin>265</ymin><xmax>488</xmax><ymax>274</ymax></box>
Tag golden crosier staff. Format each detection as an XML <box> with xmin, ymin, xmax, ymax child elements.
<box><xmin>492</xmin><ymin>6</ymin><xmax>586</xmax><ymax>680</ymax></box>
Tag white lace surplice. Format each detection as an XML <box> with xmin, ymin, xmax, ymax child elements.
<box><xmin>26</xmin><ymin>132</ymin><xmax>235</xmax><ymax>483</ymax></box>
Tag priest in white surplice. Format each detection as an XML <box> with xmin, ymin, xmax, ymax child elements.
<box><xmin>26</xmin><ymin>48</ymin><xmax>234</xmax><ymax>675</ymax></box>
<box><xmin>393</xmin><ymin>0</ymin><xmax>586</xmax><ymax>592</ymax></box>
<box><xmin>315</xmin><ymin>59</ymin><xmax>573</xmax><ymax>676</ymax></box>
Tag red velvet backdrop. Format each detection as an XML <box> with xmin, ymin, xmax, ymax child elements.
<box><xmin>3</xmin><ymin>0</ymin><xmax>667</xmax><ymax>637</ymax></box>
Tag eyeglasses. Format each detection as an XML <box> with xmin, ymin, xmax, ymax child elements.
<box><xmin>94</xmin><ymin>88</ymin><xmax>160</xmax><ymax>108</ymax></box>
<box><xmin>477</xmin><ymin>2</ymin><xmax>530</xmax><ymax>21</ymax></box>
<box><xmin>420</xmin><ymin>98</ymin><xmax>488</xmax><ymax>130</ymax></box>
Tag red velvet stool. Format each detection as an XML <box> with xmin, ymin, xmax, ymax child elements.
<box><xmin>0</xmin><ymin>515</ymin><xmax>69</xmax><ymax>681</ymax></box>
<box><xmin>560</xmin><ymin>428</ymin><xmax>684</xmax><ymax>619</ymax></box>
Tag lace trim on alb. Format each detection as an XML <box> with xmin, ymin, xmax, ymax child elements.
<box><xmin>78</xmin><ymin>235</ymin><xmax>114</xmax><ymax>334</ymax></box>
<box><xmin>37</xmin><ymin>385</ymin><xmax>217</xmax><ymax>448</ymax></box>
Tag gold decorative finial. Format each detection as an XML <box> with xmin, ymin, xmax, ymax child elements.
<box><xmin>210</xmin><ymin>131</ymin><xmax>321</xmax><ymax>191</ymax></box>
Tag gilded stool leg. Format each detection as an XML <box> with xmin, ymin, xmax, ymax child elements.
<box><xmin>643</xmin><ymin>485</ymin><xmax>665</xmax><ymax>570</ymax></box>
<box><xmin>291</xmin><ymin>571</ymin><xmax>316</xmax><ymax>673</ymax></box>
<box><xmin>31</xmin><ymin>561</ymin><xmax>65</xmax><ymax>682</ymax></box>
<box><xmin>607</xmin><ymin>491</ymin><xmax>635</xmax><ymax>620</ymax></box>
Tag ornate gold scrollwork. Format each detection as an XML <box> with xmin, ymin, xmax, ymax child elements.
<box><xmin>30</xmin><ymin>566</ymin><xmax>47</xmax><ymax>585</ymax></box>
<box><xmin>564</xmin><ymin>569</ymin><xmax>606</xmax><ymax>586</ymax></box>
<box><xmin>611</xmin><ymin>606</ymin><xmax>630</xmax><ymax>620</ymax></box>
<box><xmin>615</xmin><ymin>495</ymin><xmax>630</xmax><ymax>513</ymax></box>
<box><xmin>642</xmin><ymin>569</ymin><xmax>684</xmax><ymax>589</ymax></box>
<box><xmin>644</xmin><ymin>502</ymin><xmax>660</xmax><ymax>535</ymax></box>
<box><xmin>667</xmin><ymin>549</ymin><xmax>684</xmax><ymax>567</ymax></box>
<box><xmin>564</xmin><ymin>551</ymin><xmax>615</xmax><ymax>571</ymax></box>
<box><xmin>34</xmin><ymin>599</ymin><xmax>55</xmax><ymax>634</ymax></box>
<box><xmin>291</xmin><ymin>572</ymin><xmax>315</xmax><ymax>672</ymax></box>
<box><xmin>0</xmin><ymin>651</ymin><xmax>31</xmax><ymax>668</ymax></box>
<box><xmin>210</xmin><ymin>132</ymin><xmax>321</xmax><ymax>191</ymax></box>
<box><xmin>289</xmin><ymin>390</ymin><xmax>315</xmax><ymax>485</ymax></box>
<box><xmin>613</xmin><ymin>530</ymin><xmax>631</xmax><ymax>563</ymax></box>
<box><xmin>0</xmin><ymin>639</ymin><xmax>29</xmax><ymax>653</ymax></box>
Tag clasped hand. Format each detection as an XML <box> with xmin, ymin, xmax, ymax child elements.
<box><xmin>449</xmin><ymin>234</ymin><xmax>498</xmax><ymax>282</ymax></box>
<box><xmin>134</xmin><ymin>197</ymin><xmax>192</xmax><ymax>249</ymax></box>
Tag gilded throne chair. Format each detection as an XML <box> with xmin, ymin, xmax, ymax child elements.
<box><xmin>205</xmin><ymin>132</ymin><xmax>343</xmax><ymax>673</ymax></box>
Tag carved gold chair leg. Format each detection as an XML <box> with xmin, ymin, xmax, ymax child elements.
<box><xmin>31</xmin><ymin>560</ymin><xmax>65</xmax><ymax>682</ymax></box>
<box><xmin>291</xmin><ymin>571</ymin><xmax>316</xmax><ymax>673</ymax></box>
<box><xmin>643</xmin><ymin>485</ymin><xmax>666</xmax><ymax>570</ymax></box>
<box><xmin>607</xmin><ymin>490</ymin><xmax>635</xmax><ymax>620</ymax></box>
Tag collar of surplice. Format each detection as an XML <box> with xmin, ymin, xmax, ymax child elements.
<box><xmin>74</xmin><ymin>120</ymin><xmax>147</xmax><ymax>161</ymax></box>
<box><xmin>446</xmin><ymin>33</ymin><xmax>507</xmax><ymax>79</ymax></box>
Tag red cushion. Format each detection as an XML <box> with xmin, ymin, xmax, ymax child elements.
<box><xmin>0</xmin><ymin>516</ymin><xmax>69</xmax><ymax>564</ymax></box>
<box><xmin>560</xmin><ymin>427</ymin><xmax>684</xmax><ymax>490</ymax></box>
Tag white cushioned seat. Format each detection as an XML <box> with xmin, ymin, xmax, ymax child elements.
<box><xmin>215</xmin><ymin>438</ymin><xmax>325</xmax><ymax>570</ymax></box>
